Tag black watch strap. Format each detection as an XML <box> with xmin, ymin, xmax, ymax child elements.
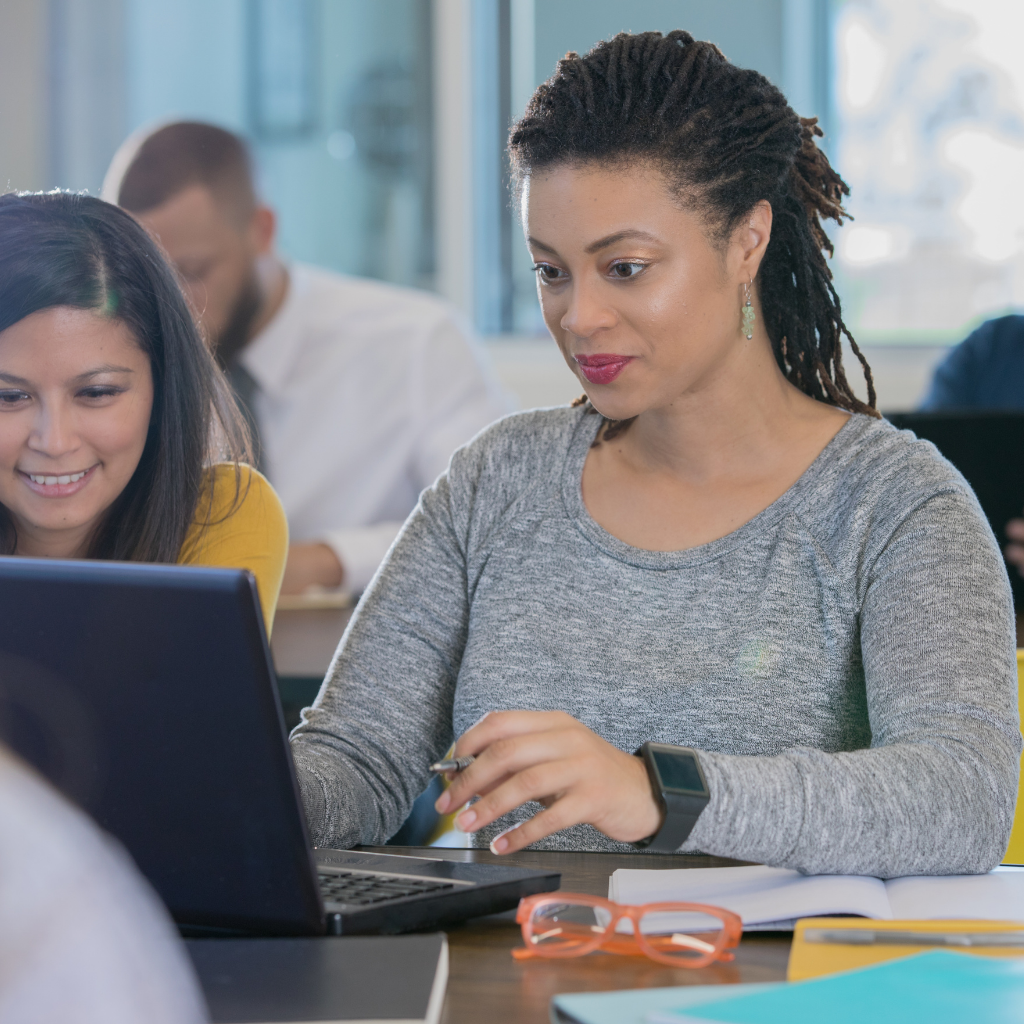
<box><xmin>634</xmin><ymin>743</ymin><xmax>710</xmax><ymax>853</ymax></box>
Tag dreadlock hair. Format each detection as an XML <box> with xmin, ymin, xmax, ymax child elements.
<box><xmin>509</xmin><ymin>30</ymin><xmax>878</xmax><ymax>441</ymax></box>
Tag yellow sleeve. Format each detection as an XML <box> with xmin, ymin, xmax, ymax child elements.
<box><xmin>178</xmin><ymin>464</ymin><xmax>289</xmax><ymax>634</ymax></box>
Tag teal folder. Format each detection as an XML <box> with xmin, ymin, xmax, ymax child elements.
<box><xmin>651</xmin><ymin>951</ymin><xmax>1024</xmax><ymax>1024</ymax></box>
<box><xmin>549</xmin><ymin>984</ymin><xmax>779</xmax><ymax>1024</ymax></box>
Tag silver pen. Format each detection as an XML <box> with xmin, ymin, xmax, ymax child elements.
<box><xmin>429</xmin><ymin>755</ymin><xmax>476</xmax><ymax>774</ymax></box>
<box><xmin>803</xmin><ymin>927</ymin><xmax>1024</xmax><ymax>948</ymax></box>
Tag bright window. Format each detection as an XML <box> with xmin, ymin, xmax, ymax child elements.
<box><xmin>833</xmin><ymin>0</ymin><xmax>1024</xmax><ymax>344</ymax></box>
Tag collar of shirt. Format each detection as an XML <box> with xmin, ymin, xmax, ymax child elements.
<box><xmin>237</xmin><ymin>263</ymin><xmax>310</xmax><ymax>398</ymax></box>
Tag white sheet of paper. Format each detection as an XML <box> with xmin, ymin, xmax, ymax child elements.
<box><xmin>885</xmin><ymin>866</ymin><xmax>1024</xmax><ymax>920</ymax></box>
<box><xmin>607</xmin><ymin>864</ymin><xmax>1024</xmax><ymax>931</ymax></box>
<box><xmin>608</xmin><ymin>865</ymin><xmax>892</xmax><ymax>927</ymax></box>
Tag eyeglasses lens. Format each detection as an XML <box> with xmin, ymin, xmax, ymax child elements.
<box><xmin>636</xmin><ymin>908</ymin><xmax>726</xmax><ymax>963</ymax></box>
<box><xmin>527</xmin><ymin>901</ymin><xmax>609</xmax><ymax>953</ymax></box>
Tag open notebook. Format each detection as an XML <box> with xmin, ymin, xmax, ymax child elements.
<box><xmin>608</xmin><ymin>865</ymin><xmax>1024</xmax><ymax>931</ymax></box>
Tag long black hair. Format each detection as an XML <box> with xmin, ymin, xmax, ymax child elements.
<box><xmin>509</xmin><ymin>31</ymin><xmax>877</xmax><ymax>437</ymax></box>
<box><xmin>0</xmin><ymin>191</ymin><xmax>248</xmax><ymax>561</ymax></box>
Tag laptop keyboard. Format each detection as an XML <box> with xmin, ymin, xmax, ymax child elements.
<box><xmin>317</xmin><ymin>869</ymin><xmax>456</xmax><ymax>906</ymax></box>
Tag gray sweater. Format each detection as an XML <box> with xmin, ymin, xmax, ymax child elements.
<box><xmin>291</xmin><ymin>407</ymin><xmax>1021</xmax><ymax>876</ymax></box>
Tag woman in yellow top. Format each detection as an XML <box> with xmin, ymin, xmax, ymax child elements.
<box><xmin>0</xmin><ymin>192</ymin><xmax>287</xmax><ymax>630</ymax></box>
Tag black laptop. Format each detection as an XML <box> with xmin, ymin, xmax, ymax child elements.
<box><xmin>0</xmin><ymin>557</ymin><xmax>559</xmax><ymax>935</ymax></box>
<box><xmin>886</xmin><ymin>411</ymin><xmax>1024</xmax><ymax>610</ymax></box>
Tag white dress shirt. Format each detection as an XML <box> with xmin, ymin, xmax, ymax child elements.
<box><xmin>241</xmin><ymin>264</ymin><xmax>512</xmax><ymax>591</ymax></box>
<box><xmin>0</xmin><ymin>749</ymin><xmax>206</xmax><ymax>1024</ymax></box>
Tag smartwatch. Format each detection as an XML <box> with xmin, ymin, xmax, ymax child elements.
<box><xmin>635</xmin><ymin>743</ymin><xmax>710</xmax><ymax>853</ymax></box>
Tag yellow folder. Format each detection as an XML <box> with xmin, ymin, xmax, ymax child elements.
<box><xmin>1002</xmin><ymin>649</ymin><xmax>1024</xmax><ymax>864</ymax></box>
<box><xmin>787</xmin><ymin>917</ymin><xmax>1024</xmax><ymax>981</ymax></box>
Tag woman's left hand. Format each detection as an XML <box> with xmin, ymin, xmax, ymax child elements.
<box><xmin>433</xmin><ymin>711</ymin><xmax>664</xmax><ymax>853</ymax></box>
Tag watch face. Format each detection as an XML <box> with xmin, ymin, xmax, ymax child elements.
<box><xmin>651</xmin><ymin>747</ymin><xmax>707</xmax><ymax>796</ymax></box>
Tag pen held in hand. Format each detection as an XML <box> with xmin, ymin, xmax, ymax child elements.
<box><xmin>429</xmin><ymin>755</ymin><xmax>476</xmax><ymax>774</ymax></box>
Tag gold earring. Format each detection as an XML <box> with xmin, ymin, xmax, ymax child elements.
<box><xmin>741</xmin><ymin>281</ymin><xmax>755</xmax><ymax>339</ymax></box>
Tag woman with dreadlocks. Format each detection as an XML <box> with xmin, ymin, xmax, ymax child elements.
<box><xmin>291</xmin><ymin>32</ymin><xmax>1018</xmax><ymax>875</ymax></box>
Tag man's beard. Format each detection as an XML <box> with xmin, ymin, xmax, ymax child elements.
<box><xmin>213</xmin><ymin>270</ymin><xmax>262</xmax><ymax>368</ymax></box>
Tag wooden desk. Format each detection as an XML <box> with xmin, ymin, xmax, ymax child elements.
<box><xmin>365</xmin><ymin>846</ymin><xmax>790</xmax><ymax>1024</ymax></box>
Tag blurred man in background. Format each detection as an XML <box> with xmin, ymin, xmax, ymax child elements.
<box><xmin>920</xmin><ymin>314</ymin><xmax>1024</xmax><ymax>580</ymax></box>
<box><xmin>103</xmin><ymin>122</ymin><xmax>511</xmax><ymax>595</ymax></box>
<box><xmin>921</xmin><ymin>314</ymin><xmax>1024</xmax><ymax>412</ymax></box>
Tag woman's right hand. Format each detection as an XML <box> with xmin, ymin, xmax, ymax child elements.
<box><xmin>433</xmin><ymin>710</ymin><xmax>665</xmax><ymax>854</ymax></box>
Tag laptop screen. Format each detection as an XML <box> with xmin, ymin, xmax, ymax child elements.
<box><xmin>0</xmin><ymin>558</ymin><xmax>324</xmax><ymax>935</ymax></box>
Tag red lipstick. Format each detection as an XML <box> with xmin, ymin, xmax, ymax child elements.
<box><xmin>575</xmin><ymin>353</ymin><xmax>635</xmax><ymax>385</ymax></box>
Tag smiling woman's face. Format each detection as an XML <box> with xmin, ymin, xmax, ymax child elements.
<box><xmin>525</xmin><ymin>162</ymin><xmax>767</xmax><ymax>423</ymax></box>
<box><xmin>0</xmin><ymin>307</ymin><xmax>154</xmax><ymax>558</ymax></box>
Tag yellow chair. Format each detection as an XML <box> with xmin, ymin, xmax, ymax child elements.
<box><xmin>1002</xmin><ymin>650</ymin><xmax>1024</xmax><ymax>864</ymax></box>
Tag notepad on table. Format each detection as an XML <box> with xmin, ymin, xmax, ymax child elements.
<box><xmin>787</xmin><ymin>915</ymin><xmax>1024</xmax><ymax>980</ymax></box>
<box><xmin>186</xmin><ymin>933</ymin><xmax>448</xmax><ymax>1024</ymax></box>
<box><xmin>646</xmin><ymin>950</ymin><xmax>1024</xmax><ymax>1024</ymax></box>
<box><xmin>608</xmin><ymin>864</ymin><xmax>1024</xmax><ymax>930</ymax></box>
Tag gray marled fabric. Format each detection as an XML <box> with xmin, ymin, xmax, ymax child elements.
<box><xmin>290</xmin><ymin>407</ymin><xmax>1021</xmax><ymax>877</ymax></box>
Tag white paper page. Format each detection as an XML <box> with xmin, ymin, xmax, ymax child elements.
<box><xmin>608</xmin><ymin>865</ymin><xmax>892</xmax><ymax>928</ymax></box>
<box><xmin>885</xmin><ymin>866</ymin><xmax>1024</xmax><ymax>920</ymax></box>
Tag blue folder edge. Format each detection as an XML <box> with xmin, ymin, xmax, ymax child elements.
<box><xmin>643</xmin><ymin>950</ymin><xmax>1024</xmax><ymax>1024</ymax></box>
<box><xmin>549</xmin><ymin>983</ymin><xmax>780</xmax><ymax>1024</ymax></box>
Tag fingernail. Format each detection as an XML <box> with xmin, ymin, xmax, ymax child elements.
<box><xmin>435</xmin><ymin>792</ymin><xmax>451</xmax><ymax>813</ymax></box>
<box><xmin>455</xmin><ymin>809</ymin><xmax>477</xmax><ymax>832</ymax></box>
<box><xmin>490</xmin><ymin>835</ymin><xmax>509</xmax><ymax>854</ymax></box>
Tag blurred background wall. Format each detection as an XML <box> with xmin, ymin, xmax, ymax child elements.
<box><xmin>2</xmin><ymin>0</ymin><xmax>1022</xmax><ymax>409</ymax></box>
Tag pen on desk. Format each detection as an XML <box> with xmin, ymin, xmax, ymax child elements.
<box><xmin>803</xmin><ymin>928</ymin><xmax>1024</xmax><ymax>948</ymax></box>
<box><xmin>429</xmin><ymin>755</ymin><xmax>476</xmax><ymax>774</ymax></box>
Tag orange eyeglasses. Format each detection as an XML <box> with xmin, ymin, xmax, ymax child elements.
<box><xmin>513</xmin><ymin>893</ymin><xmax>742</xmax><ymax>967</ymax></box>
